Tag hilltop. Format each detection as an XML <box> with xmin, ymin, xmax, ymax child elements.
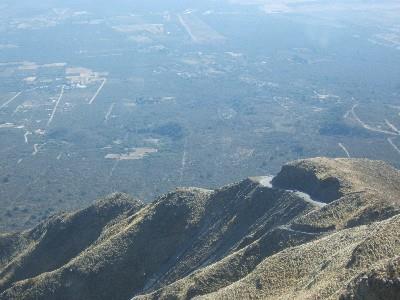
<box><xmin>0</xmin><ymin>158</ymin><xmax>399</xmax><ymax>300</ymax></box>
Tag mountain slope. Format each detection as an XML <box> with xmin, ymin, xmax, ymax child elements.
<box><xmin>0</xmin><ymin>193</ymin><xmax>144</xmax><ymax>293</ymax></box>
<box><xmin>0</xmin><ymin>158</ymin><xmax>399</xmax><ymax>300</ymax></box>
<box><xmin>192</xmin><ymin>214</ymin><xmax>400</xmax><ymax>300</ymax></box>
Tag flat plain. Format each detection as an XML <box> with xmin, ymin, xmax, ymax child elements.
<box><xmin>0</xmin><ymin>0</ymin><xmax>399</xmax><ymax>231</ymax></box>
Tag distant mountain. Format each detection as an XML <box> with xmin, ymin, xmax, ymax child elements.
<box><xmin>0</xmin><ymin>158</ymin><xmax>399</xmax><ymax>300</ymax></box>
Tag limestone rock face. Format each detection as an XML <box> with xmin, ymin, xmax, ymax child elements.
<box><xmin>0</xmin><ymin>158</ymin><xmax>399</xmax><ymax>300</ymax></box>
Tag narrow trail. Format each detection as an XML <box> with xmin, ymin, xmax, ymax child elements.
<box><xmin>385</xmin><ymin>119</ymin><xmax>400</xmax><ymax>134</ymax></box>
<box><xmin>89</xmin><ymin>78</ymin><xmax>107</xmax><ymax>105</ymax></box>
<box><xmin>277</xmin><ymin>225</ymin><xmax>319</xmax><ymax>235</ymax></box>
<box><xmin>338</xmin><ymin>143</ymin><xmax>351</xmax><ymax>158</ymax></box>
<box><xmin>32</xmin><ymin>142</ymin><xmax>48</xmax><ymax>156</ymax></box>
<box><xmin>343</xmin><ymin>107</ymin><xmax>352</xmax><ymax>119</ymax></box>
<box><xmin>350</xmin><ymin>104</ymin><xmax>398</xmax><ymax>136</ymax></box>
<box><xmin>107</xmin><ymin>160</ymin><xmax>120</xmax><ymax>182</ymax></box>
<box><xmin>24</xmin><ymin>131</ymin><xmax>32</xmax><ymax>144</ymax></box>
<box><xmin>32</xmin><ymin>144</ymin><xmax>39</xmax><ymax>156</ymax></box>
<box><xmin>178</xmin><ymin>14</ymin><xmax>199</xmax><ymax>43</ymax></box>
<box><xmin>47</xmin><ymin>85</ymin><xmax>64</xmax><ymax>127</ymax></box>
<box><xmin>179</xmin><ymin>138</ymin><xmax>188</xmax><ymax>183</ymax></box>
<box><xmin>0</xmin><ymin>92</ymin><xmax>22</xmax><ymax>110</ymax></box>
<box><xmin>387</xmin><ymin>138</ymin><xmax>400</xmax><ymax>156</ymax></box>
<box><xmin>105</xmin><ymin>102</ymin><xmax>115</xmax><ymax>123</ymax></box>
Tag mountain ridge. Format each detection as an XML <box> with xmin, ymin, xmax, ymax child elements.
<box><xmin>0</xmin><ymin>157</ymin><xmax>399</xmax><ymax>300</ymax></box>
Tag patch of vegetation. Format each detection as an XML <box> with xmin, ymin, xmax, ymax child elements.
<box><xmin>319</xmin><ymin>122</ymin><xmax>373</xmax><ymax>137</ymax></box>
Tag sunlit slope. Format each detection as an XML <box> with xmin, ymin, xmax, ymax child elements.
<box><xmin>192</xmin><ymin>214</ymin><xmax>400</xmax><ymax>300</ymax></box>
<box><xmin>0</xmin><ymin>158</ymin><xmax>399</xmax><ymax>300</ymax></box>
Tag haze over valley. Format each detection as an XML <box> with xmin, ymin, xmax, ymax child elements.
<box><xmin>1</xmin><ymin>0</ymin><xmax>400</xmax><ymax>231</ymax></box>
